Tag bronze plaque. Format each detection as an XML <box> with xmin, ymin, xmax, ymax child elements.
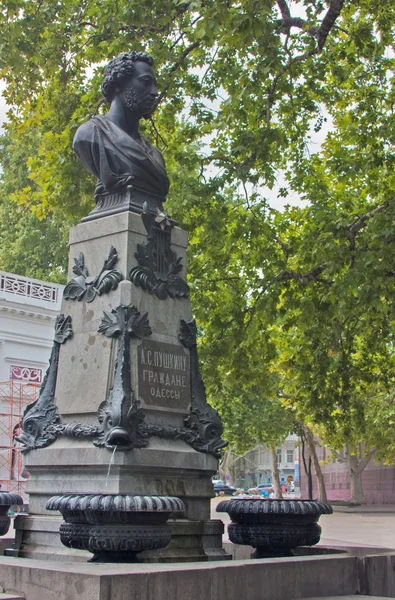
<box><xmin>137</xmin><ymin>339</ymin><xmax>190</xmax><ymax>411</ymax></box>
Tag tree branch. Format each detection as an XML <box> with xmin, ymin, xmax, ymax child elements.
<box><xmin>317</xmin><ymin>0</ymin><xmax>345</xmax><ymax>50</ymax></box>
<box><xmin>349</xmin><ymin>200</ymin><xmax>390</xmax><ymax>240</ymax></box>
<box><xmin>276</xmin><ymin>17</ymin><xmax>319</xmax><ymax>38</ymax></box>
<box><xmin>277</xmin><ymin>0</ymin><xmax>291</xmax><ymax>20</ymax></box>
<box><xmin>245</xmin><ymin>263</ymin><xmax>331</xmax><ymax>329</ymax></box>
<box><xmin>156</xmin><ymin>41</ymin><xmax>200</xmax><ymax>104</ymax></box>
<box><xmin>266</xmin><ymin>48</ymin><xmax>318</xmax><ymax>126</ymax></box>
<box><xmin>267</xmin><ymin>0</ymin><xmax>346</xmax><ymax>125</ymax></box>
<box><xmin>275</xmin><ymin>263</ymin><xmax>332</xmax><ymax>285</ymax></box>
<box><xmin>272</xmin><ymin>233</ymin><xmax>290</xmax><ymax>259</ymax></box>
<box><xmin>355</xmin><ymin>448</ymin><xmax>376</xmax><ymax>474</ymax></box>
<box><xmin>347</xmin><ymin>199</ymin><xmax>391</xmax><ymax>266</ymax></box>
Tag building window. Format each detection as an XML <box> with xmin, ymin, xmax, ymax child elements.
<box><xmin>276</xmin><ymin>449</ymin><xmax>282</xmax><ymax>465</ymax></box>
<box><xmin>286</xmin><ymin>450</ymin><xmax>294</xmax><ymax>463</ymax></box>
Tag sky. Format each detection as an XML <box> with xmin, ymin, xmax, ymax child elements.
<box><xmin>0</xmin><ymin>82</ymin><xmax>7</xmax><ymax>131</ymax></box>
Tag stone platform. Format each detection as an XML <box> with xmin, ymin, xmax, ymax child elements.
<box><xmin>0</xmin><ymin>546</ymin><xmax>395</xmax><ymax>600</ymax></box>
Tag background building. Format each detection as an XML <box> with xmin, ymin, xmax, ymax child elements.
<box><xmin>300</xmin><ymin>441</ymin><xmax>395</xmax><ymax>504</ymax></box>
<box><xmin>0</xmin><ymin>270</ymin><xmax>63</xmax><ymax>497</ymax></box>
<box><xmin>226</xmin><ymin>435</ymin><xmax>298</xmax><ymax>490</ymax></box>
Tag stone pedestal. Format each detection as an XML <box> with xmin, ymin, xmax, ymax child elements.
<box><xmin>16</xmin><ymin>211</ymin><xmax>228</xmax><ymax>562</ymax></box>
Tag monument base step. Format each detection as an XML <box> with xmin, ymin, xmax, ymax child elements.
<box><xmin>0</xmin><ymin>547</ymin><xmax>393</xmax><ymax>600</ymax></box>
<box><xmin>303</xmin><ymin>597</ymin><xmax>395</xmax><ymax>600</ymax></box>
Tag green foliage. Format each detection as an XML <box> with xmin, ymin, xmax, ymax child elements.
<box><xmin>0</xmin><ymin>196</ymin><xmax>69</xmax><ymax>282</ymax></box>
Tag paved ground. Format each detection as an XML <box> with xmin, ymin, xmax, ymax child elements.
<box><xmin>211</xmin><ymin>497</ymin><xmax>395</xmax><ymax>549</ymax></box>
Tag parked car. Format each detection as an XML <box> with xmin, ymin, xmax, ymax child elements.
<box><xmin>247</xmin><ymin>483</ymin><xmax>273</xmax><ymax>494</ymax></box>
<box><xmin>213</xmin><ymin>481</ymin><xmax>236</xmax><ymax>496</ymax></box>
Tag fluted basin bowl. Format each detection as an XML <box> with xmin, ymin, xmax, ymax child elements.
<box><xmin>0</xmin><ymin>492</ymin><xmax>24</xmax><ymax>536</ymax></box>
<box><xmin>217</xmin><ymin>498</ymin><xmax>333</xmax><ymax>558</ymax></box>
<box><xmin>47</xmin><ymin>494</ymin><xmax>185</xmax><ymax>562</ymax></box>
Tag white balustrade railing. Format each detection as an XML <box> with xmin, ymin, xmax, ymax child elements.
<box><xmin>0</xmin><ymin>271</ymin><xmax>63</xmax><ymax>308</ymax></box>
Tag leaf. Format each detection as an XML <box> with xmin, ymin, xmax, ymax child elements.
<box><xmin>127</xmin><ymin>309</ymin><xmax>152</xmax><ymax>339</ymax></box>
<box><xmin>72</xmin><ymin>253</ymin><xmax>88</xmax><ymax>277</ymax></box>
<box><xmin>96</xmin><ymin>269</ymin><xmax>123</xmax><ymax>296</ymax></box>
<box><xmin>84</xmin><ymin>284</ymin><xmax>97</xmax><ymax>303</ymax></box>
<box><xmin>63</xmin><ymin>276</ymin><xmax>86</xmax><ymax>301</ymax></box>
<box><xmin>101</xmin><ymin>246</ymin><xmax>118</xmax><ymax>272</ymax></box>
<box><xmin>98</xmin><ymin>310</ymin><xmax>122</xmax><ymax>337</ymax></box>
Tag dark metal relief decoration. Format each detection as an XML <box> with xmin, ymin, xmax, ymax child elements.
<box><xmin>178</xmin><ymin>319</ymin><xmax>227</xmax><ymax>458</ymax></box>
<box><xmin>129</xmin><ymin>203</ymin><xmax>190</xmax><ymax>300</ymax></box>
<box><xmin>94</xmin><ymin>305</ymin><xmax>152</xmax><ymax>450</ymax></box>
<box><xmin>45</xmin><ymin>423</ymin><xmax>100</xmax><ymax>439</ymax></box>
<box><xmin>64</xmin><ymin>246</ymin><xmax>123</xmax><ymax>303</ymax></box>
<box><xmin>16</xmin><ymin>315</ymin><xmax>73</xmax><ymax>452</ymax></box>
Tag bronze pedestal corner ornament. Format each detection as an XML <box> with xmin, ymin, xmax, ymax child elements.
<box><xmin>179</xmin><ymin>319</ymin><xmax>228</xmax><ymax>459</ymax></box>
<box><xmin>16</xmin><ymin>314</ymin><xmax>73</xmax><ymax>453</ymax></box>
<box><xmin>94</xmin><ymin>305</ymin><xmax>152</xmax><ymax>450</ymax></box>
<box><xmin>130</xmin><ymin>203</ymin><xmax>190</xmax><ymax>300</ymax></box>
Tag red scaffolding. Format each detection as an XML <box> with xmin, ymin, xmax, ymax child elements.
<box><xmin>0</xmin><ymin>381</ymin><xmax>40</xmax><ymax>500</ymax></box>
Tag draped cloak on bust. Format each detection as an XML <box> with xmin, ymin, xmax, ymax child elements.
<box><xmin>73</xmin><ymin>115</ymin><xmax>170</xmax><ymax>200</ymax></box>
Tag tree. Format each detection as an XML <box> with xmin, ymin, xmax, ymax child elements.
<box><xmin>276</xmin><ymin>271</ymin><xmax>395</xmax><ymax>503</ymax></box>
<box><xmin>0</xmin><ymin>197</ymin><xmax>69</xmax><ymax>282</ymax></box>
<box><xmin>211</xmin><ymin>379</ymin><xmax>295</xmax><ymax>498</ymax></box>
<box><xmin>0</xmin><ymin>132</ymin><xmax>71</xmax><ymax>281</ymax></box>
<box><xmin>303</xmin><ymin>427</ymin><xmax>328</xmax><ymax>502</ymax></box>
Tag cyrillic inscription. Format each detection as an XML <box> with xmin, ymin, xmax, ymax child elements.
<box><xmin>137</xmin><ymin>339</ymin><xmax>190</xmax><ymax>410</ymax></box>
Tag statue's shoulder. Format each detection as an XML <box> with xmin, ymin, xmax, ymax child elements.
<box><xmin>73</xmin><ymin>116</ymin><xmax>105</xmax><ymax>146</ymax></box>
<box><xmin>140</xmin><ymin>133</ymin><xmax>164</xmax><ymax>158</ymax></box>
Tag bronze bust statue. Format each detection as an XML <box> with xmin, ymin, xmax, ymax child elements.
<box><xmin>73</xmin><ymin>52</ymin><xmax>170</xmax><ymax>221</ymax></box>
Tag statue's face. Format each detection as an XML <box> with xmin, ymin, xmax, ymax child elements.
<box><xmin>118</xmin><ymin>61</ymin><xmax>158</xmax><ymax>118</ymax></box>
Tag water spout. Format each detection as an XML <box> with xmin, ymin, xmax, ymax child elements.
<box><xmin>105</xmin><ymin>445</ymin><xmax>118</xmax><ymax>488</ymax></box>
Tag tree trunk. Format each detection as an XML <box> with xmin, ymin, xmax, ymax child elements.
<box><xmin>219</xmin><ymin>449</ymin><xmax>232</xmax><ymax>484</ymax></box>
<box><xmin>270</xmin><ymin>448</ymin><xmax>283</xmax><ymax>499</ymax></box>
<box><xmin>349</xmin><ymin>461</ymin><xmax>365</xmax><ymax>504</ymax></box>
<box><xmin>304</xmin><ymin>426</ymin><xmax>327</xmax><ymax>503</ymax></box>
<box><xmin>308</xmin><ymin>456</ymin><xmax>313</xmax><ymax>499</ymax></box>
<box><xmin>301</xmin><ymin>434</ymin><xmax>313</xmax><ymax>499</ymax></box>
<box><xmin>346</xmin><ymin>445</ymin><xmax>375</xmax><ymax>504</ymax></box>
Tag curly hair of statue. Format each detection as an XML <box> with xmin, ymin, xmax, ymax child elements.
<box><xmin>102</xmin><ymin>51</ymin><xmax>154</xmax><ymax>102</ymax></box>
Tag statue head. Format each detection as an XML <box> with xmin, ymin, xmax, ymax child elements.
<box><xmin>102</xmin><ymin>51</ymin><xmax>157</xmax><ymax>118</ymax></box>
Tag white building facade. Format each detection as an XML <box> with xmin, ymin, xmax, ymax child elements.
<box><xmin>228</xmin><ymin>435</ymin><xmax>299</xmax><ymax>490</ymax></box>
<box><xmin>0</xmin><ymin>271</ymin><xmax>63</xmax><ymax>496</ymax></box>
<box><xmin>0</xmin><ymin>271</ymin><xmax>63</xmax><ymax>383</ymax></box>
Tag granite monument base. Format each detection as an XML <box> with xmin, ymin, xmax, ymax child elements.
<box><xmin>16</xmin><ymin>210</ymin><xmax>228</xmax><ymax>562</ymax></box>
<box><xmin>16</xmin><ymin>438</ymin><xmax>228</xmax><ymax>562</ymax></box>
